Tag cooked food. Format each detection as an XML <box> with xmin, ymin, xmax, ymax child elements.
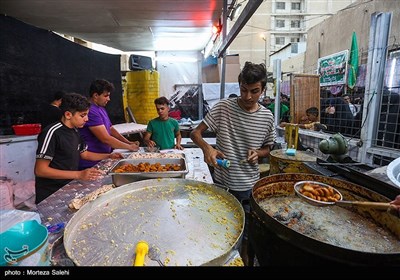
<box><xmin>69</xmin><ymin>184</ymin><xmax>114</xmax><ymax>210</ymax></box>
<box><xmin>299</xmin><ymin>182</ymin><xmax>340</xmax><ymax>202</ymax></box>
<box><xmin>114</xmin><ymin>162</ymin><xmax>181</xmax><ymax>173</ymax></box>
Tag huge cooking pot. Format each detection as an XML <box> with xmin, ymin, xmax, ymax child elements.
<box><xmin>64</xmin><ymin>178</ymin><xmax>244</xmax><ymax>266</ymax></box>
<box><xmin>250</xmin><ymin>173</ymin><xmax>400</xmax><ymax>266</ymax></box>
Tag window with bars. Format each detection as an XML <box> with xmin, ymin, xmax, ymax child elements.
<box><xmin>291</xmin><ymin>2</ymin><xmax>301</xmax><ymax>10</ymax></box>
<box><xmin>276</xmin><ymin>2</ymin><xmax>285</xmax><ymax>10</ymax></box>
<box><xmin>317</xmin><ymin>49</ymin><xmax>400</xmax><ymax>167</ymax></box>
<box><xmin>374</xmin><ymin>49</ymin><xmax>400</xmax><ymax>161</ymax></box>
<box><xmin>276</xmin><ymin>19</ymin><xmax>285</xmax><ymax>28</ymax></box>
<box><xmin>291</xmin><ymin>20</ymin><xmax>300</xmax><ymax>28</ymax></box>
<box><xmin>275</xmin><ymin>37</ymin><xmax>285</xmax><ymax>45</ymax></box>
<box><xmin>319</xmin><ymin>86</ymin><xmax>364</xmax><ymax>138</ymax></box>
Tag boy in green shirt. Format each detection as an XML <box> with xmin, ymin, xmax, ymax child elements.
<box><xmin>144</xmin><ymin>96</ymin><xmax>183</xmax><ymax>150</ymax></box>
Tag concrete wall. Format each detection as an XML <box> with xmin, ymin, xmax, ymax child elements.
<box><xmin>304</xmin><ymin>0</ymin><xmax>400</xmax><ymax>74</ymax></box>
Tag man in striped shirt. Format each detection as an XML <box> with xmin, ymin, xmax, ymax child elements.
<box><xmin>34</xmin><ymin>93</ymin><xmax>122</xmax><ymax>204</ymax></box>
<box><xmin>190</xmin><ymin>61</ymin><xmax>276</xmax><ymax>206</ymax></box>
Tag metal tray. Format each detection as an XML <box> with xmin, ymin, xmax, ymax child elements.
<box><xmin>63</xmin><ymin>178</ymin><xmax>244</xmax><ymax>266</ymax></box>
<box><xmin>108</xmin><ymin>157</ymin><xmax>189</xmax><ymax>186</ymax></box>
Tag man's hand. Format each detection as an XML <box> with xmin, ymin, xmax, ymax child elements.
<box><xmin>109</xmin><ymin>153</ymin><xmax>123</xmax><ymax>160</ymax></box>
<box><xmin>128</xmin><ymin>141</ymin><xmax>140</xmax><ymax>151</ymax></box>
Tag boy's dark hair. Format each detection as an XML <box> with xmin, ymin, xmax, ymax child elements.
<box><xmin>306</xmin><ymin>107</ymin><xmax>319</xmax><ymax>117</ymax></box>
<box><xmin>53</xmin><ymin>90</ymin><xmax>66</xmax><ymax>101</ymax></box>
<box><xmin>238</xmin><ymin>62</ymin><xmax>267</xmax><ymax>90</ymax></box>
<box><xmin>60</xmin><ymin>93</ymin><xmax>90</xmax><ymax>114</ymax></box>
<box><xmin>154</xmin><ymin>96</ymin><xmax>169</xmax><ymax>106</ymax></box>
<box><xmin>89</xmin><ymin>79</ymin><xmax>115</xmax><ymax>97</ymax></box>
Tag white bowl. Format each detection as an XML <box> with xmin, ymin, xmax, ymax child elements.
<box><xmin>387</xmin><ymin>157</ymin><xmax>400</xmax><ymax>188</ymax></box>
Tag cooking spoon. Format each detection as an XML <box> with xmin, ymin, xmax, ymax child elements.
<box><xmin>294</xmin><ymin>181</ymin><xmax>395</xmax><ymax>211</ymax></box>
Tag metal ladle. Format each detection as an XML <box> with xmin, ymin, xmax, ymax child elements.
<box><xmin>294</xmin><ymin>181</ymin><xmax>395</xmax><ymax>211</ymax></box>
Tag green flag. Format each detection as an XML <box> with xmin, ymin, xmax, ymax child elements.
<box><xmin>348</xmin><ymin>32</ymin><xmax>359</xmax><ymax>89</ymax></box>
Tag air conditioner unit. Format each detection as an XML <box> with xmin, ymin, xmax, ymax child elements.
<box><xmin>129</xmin><ymin>55</ymin><xmax>153</xmax><ymax>71</ymax></box>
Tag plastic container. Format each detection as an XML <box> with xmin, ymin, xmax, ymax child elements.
<box><xmin>0</xmin><ymin>220</ymin><xmax>49</xmax><ymax>266</ymax></box>
<box><xmin>12</xmin><ymin>124</ymin><xmax>41</xmax><ymax>135</ymax></box>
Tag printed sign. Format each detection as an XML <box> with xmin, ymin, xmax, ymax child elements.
<box><xmin>318</xmin><ymin>50</ymin><xmax>348</xmax><ymax>86</ymax></box>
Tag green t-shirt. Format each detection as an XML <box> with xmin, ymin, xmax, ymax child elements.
<box><xmin>267</xmin><ymin>103</ymin><xmax>289</xmax><ymax>120</ymax></box>
<box><xmin>147</xmin><ymin>117</ymin><xmax>179</xmax><ymax>150</ymax></box>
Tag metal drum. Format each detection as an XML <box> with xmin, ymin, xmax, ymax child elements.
<box><xmin>269</xmin><ymin>149</ymin><xmax>316</xmax><ymax>175</ymax></box>
<box><xmin>64</xmin><ymin>178</ymin><xmax>244</xmax><ymax>266</ymax></box>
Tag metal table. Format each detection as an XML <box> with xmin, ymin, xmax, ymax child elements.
<box><xmin>35</xmin><ymin>148</ymin><xmax>245</xmax><ymax>266</ymax></box>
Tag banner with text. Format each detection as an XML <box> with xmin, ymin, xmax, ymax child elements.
<box><xmin>318</xmin><ymin>50</ymin><xmax>348</xmax><ymax>86</ymax></box>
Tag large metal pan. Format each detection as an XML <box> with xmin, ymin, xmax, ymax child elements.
<box><xmin>64</xmin><ymin>178</ymin><xmax>244</xmax><ymax>266</ymax></box>
<box><xmin>250</xmin><ymin>173</ymin><xmax>400</xmax><ymax>266</ymax></box>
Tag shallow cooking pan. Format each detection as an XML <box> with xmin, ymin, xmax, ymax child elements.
<box><xmin>64</xmin><ymin>178</ymin><xmax>244</xmax><ymax>266</ymax></box>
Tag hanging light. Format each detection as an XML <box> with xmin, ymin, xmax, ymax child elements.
<box><xmin>212</xmin><ymin>19</ymin><xmax>222</xmax><ymax>35</ymax></box>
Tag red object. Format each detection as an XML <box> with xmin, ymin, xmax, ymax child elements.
<box><xmin>169</xmin><ymin>110</ymin><xmax>182</xmax><ymax>120</ymax></box>
<box><xmin>12</xmin><ymin>124</ymin><xmax>42</xmax><ymax>135</ymax></box>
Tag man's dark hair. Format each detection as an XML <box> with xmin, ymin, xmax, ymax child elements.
<box><xmin>154</xmin><ymin>96</ymin><xmax>169</xmax><ymax>106</ymax></box>
<box><xmin>89</xmin><ymin>79</ymin><xmax>115</xmax><ymax>97</ymax></box>
<box><xmin>281</xmin><ymin>94</ymin><xmax>289</xmax><ymax>101</ymax></box>
<box><xmin>60</xmin><ymin>93</ymin><xmax>90</xmax><ymax>114</ymax></box>
<box><xmin>306</xmin><ymin>107</ymin><xmax>319</xmax><ymax>117</ymax></box>
<box><xmin>53</xmin><ymin>90</ymin><xmax>66</xmax><ymax>101</ymax></box>
<box><xmin>238</xmin><ymin>62</ymin><xmax>267</xmax><ymax>90</ymax></box>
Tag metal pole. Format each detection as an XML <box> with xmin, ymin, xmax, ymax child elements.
<box><xmin>273</xmin><ymin>59</ymin><xmax>281</xmax><ymax>128</ymax></box>
<box><xmin>263</xmin><ymin>36</ymin><xmax>267</xmax><ymax>97</ymax></box>
<box><xmin>219</xmin><ymin>0</ymin><xmax>228</xmax><ymax>100</ymax></box>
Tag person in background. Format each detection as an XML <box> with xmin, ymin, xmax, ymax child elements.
<box><xmin>267</xmin><ymin>95</ymin><xmax>290</xmax><ymax>122</ymax></box>
<box><xmin>259</xmin><ymin>96</ymin><xmax>273</xmax><ymax>109</ymax></box>
<box><xmin>35</xmin><ymin>93</ymin><xmax>123</xmax><ymax>203</ymax></box>
<box><xmin>190</xmin><ymin>61</ymin><xmax>276</xmax><ymax>264</ymax></box>
<box><xmin>343</xmin><ymin>94</ymin><xmax>358</xmax><ymax>117</ymax></box>
<box><xmin>40</xmin><ymin>90</ymin><xmax>65</xmax><ymax>129</ymax></box>
<box><xmin>144</xmin><ymin>96</ymin><xmax>183</xmax><ymax>150</ymax></box>
<box><xmin>281</xmin><ymin>94</ymin><xmax>290</xmax><ymax>107</ymax></box>
<box><xmin>228</xmin><ymin>93</ymin><xmax>238</xmax><ymax>98</ymax></box>
<box><xmin>79</xmin><ymin>79</ymin><xmax>139</xmax><ymax>169</ymax></box>
<box><xmin>280</xmin><ymin>107</ymin><xmax>326</xmax><ymax>131</ymax></box>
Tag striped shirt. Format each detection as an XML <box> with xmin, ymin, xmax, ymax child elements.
<box><xmin>204</xmin><ymin>98</ymin><xmax>276</xmax><ymax>191</ymax></box>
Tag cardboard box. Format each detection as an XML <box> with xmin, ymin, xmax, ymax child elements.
<box><xmin>224</xmin><ymin>63</ymin><xmax>241</xmax><ymax>83</ymax></box>
<box><xmin>218</xmin><ymin>55</ymin><xmax>240</xmax><ymax>65</ymax></box>
<box><xmin>202</xmin><ymin>55</ymin><xmax>240</xmax><ymax>83</ymax></box>
<box><xmin>202</xmin><ymin>64</ymin><xmax>220</xmax><ymax>83</ymax></box>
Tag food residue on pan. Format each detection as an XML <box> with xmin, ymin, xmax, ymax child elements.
<box><xmin>65</xmin><ymin>184</ymin><xmax>244</xmax><ymax>266</ymax></box>
<box><xmin>258</xmin><ymin>195</ymin><xmax>400</xmax><ymax>253</ymax></box>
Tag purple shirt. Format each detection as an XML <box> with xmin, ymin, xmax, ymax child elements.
<box><xmin>79</xmin><ymin>103</ymin><xmax>112</xmax><ymax>169</ymax></box>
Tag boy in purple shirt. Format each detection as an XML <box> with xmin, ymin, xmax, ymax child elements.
<box><xmin>79</xmin><ymin>79</ymin><xmax>139</xmax><ymax>169</ymax></box>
